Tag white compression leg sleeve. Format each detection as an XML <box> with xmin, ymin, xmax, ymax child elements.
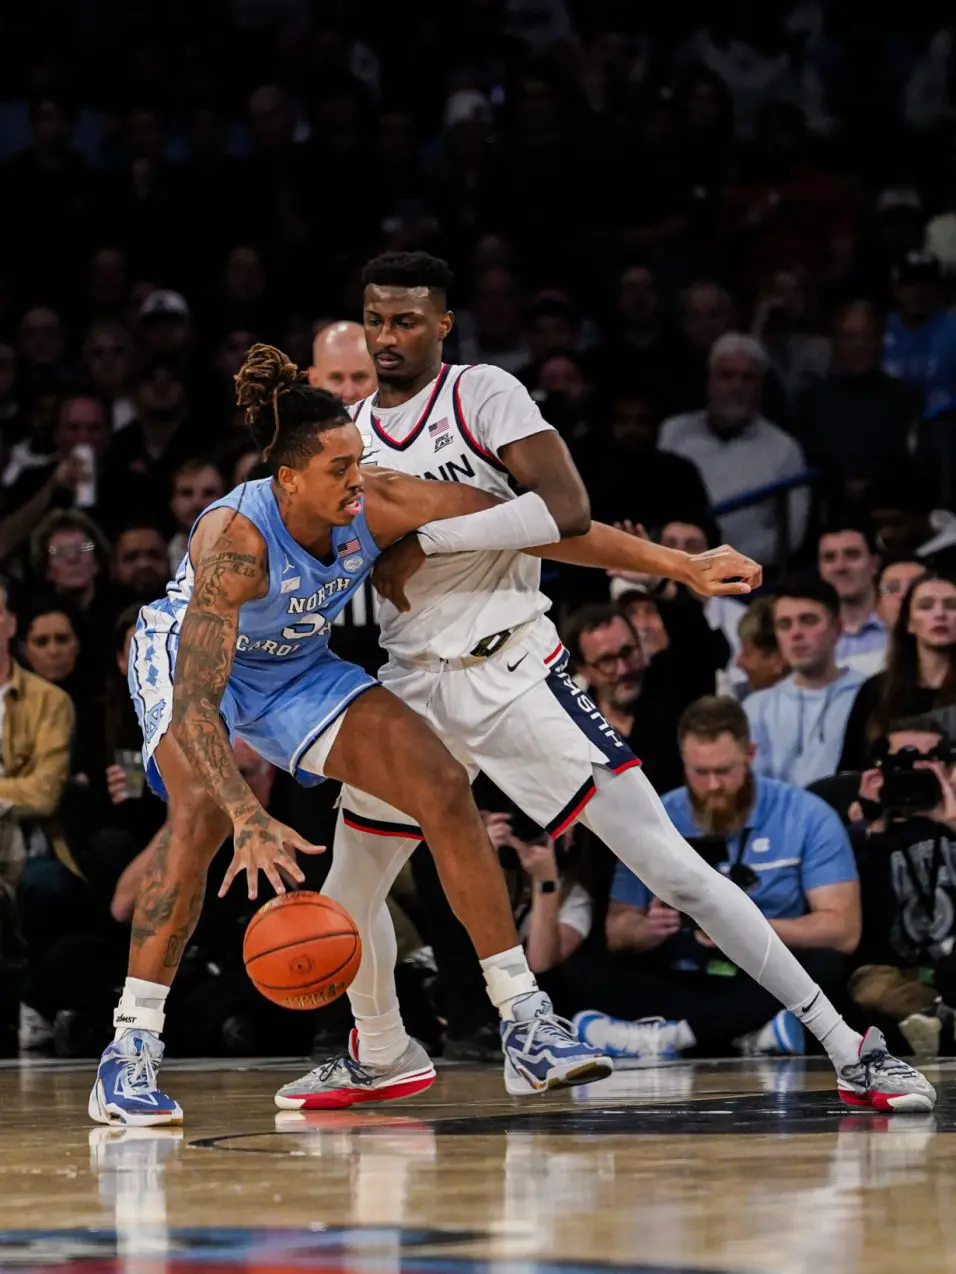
<box><xmin>581</xmin><ymin>766</ymin><xmax>862</xmax><ymax>1069</ymax></box>
<box><xmin>321</xmin><ymin>808</ymin><xmax>418</xmax><ymax>1066</ymax></box>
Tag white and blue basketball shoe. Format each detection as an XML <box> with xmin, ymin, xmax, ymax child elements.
<box><xmin>89</xmin><ymin>1031</ymin><xmax>183</xmax><ymax>1126</ymax></box>
<box><xmin>502</xmin><ymin>993</ymin><xmax>613</xmax><ymax>1095</ymax></box>
<box><xmin>573</xmin><ymin>1011</ymin><xmax>693</xmax><ymax>1062</ymax></box>
<box><xmin>735</xmin><ymin>1009</ymin><xmax>806</xmax><ymax>1057</ymax></box>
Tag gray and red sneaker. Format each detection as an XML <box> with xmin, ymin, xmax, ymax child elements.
<box><xmin>838</xmin><ymin>1026</ymin><xmax>937</xmax><ymax>1112</ymax></box>
<box><xmin>274</xmin><ymin>1029</ymin><xmax>436</xmax><ymax>1111</ymax></box>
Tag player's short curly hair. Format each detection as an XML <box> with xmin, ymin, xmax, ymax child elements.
<box><xmin>361</xmin><ymin>251</ymin><xmax>453</xmax><ymax>300</ymax></box>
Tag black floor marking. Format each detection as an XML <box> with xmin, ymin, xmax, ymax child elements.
<box><xmin>423</xmin><ymin>1089</ymin><xmax>949</xmax><ymax>1136</ymax></box>
<box><xmin>190</xmin><ymin>1087</ymin><xmax>954</xmax><ymax>1153</ymax></box>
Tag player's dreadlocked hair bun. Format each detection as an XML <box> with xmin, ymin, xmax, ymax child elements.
<box><xmin>235</xmin><ymin>343</ymin><xmax>350</xmax><ymax>474</ymax></box>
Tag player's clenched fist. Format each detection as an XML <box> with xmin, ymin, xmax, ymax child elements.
<box><xmin>682</xmin><ymin>545</ymin><xmax>762</xmax><ymax>598</ymax></box>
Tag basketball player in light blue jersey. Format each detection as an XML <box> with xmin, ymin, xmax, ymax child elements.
<box><xmin>90</xmin><ymin>343</ymin><xmax>615</xmax><ymax>1125</ymax></box>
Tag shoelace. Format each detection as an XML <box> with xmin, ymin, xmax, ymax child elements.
<box><xmin>514</xmin><ymin>1014</ymin><xmax>583</xmax><ymax>1053</ymax></box>
<box><xmin>842</xmin><ymin>1047</ymin><xmax>918</xmax><ymax>1085</ymax></box>
<box><xmin>312</xmin><ymin>1052</ymin><xmax>374</xmax><ymax>1087</ymax></box>
<box><xmin>124</xmin><ymin>1045</ymin><xmax>159</xmax><ymax>1093</ymax></box>
<box><xmin>863</xmin><ymin>1048</ymin><xmax>918</xmax><ymax>1079</ymax></box>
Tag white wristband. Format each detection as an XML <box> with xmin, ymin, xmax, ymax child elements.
<box><xmin>417</xmin><ymin>491</ymin><xmax>561</xmax><ymax>556</ymax></box>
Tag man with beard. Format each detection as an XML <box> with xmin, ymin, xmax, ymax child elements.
<box><xmin>658</xmin><ymin>333</ymin><xmax>809</xmax><ymax>566</ymax></box>
<box><xmin>573</xmin><ymin>696</ymin><xmax>860</xmax><ymax>1060</ymax></box>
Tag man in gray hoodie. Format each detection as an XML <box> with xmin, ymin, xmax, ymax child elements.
<box><xmin>745</xmin><ymin>576</ymin><xmax>864</xmax><ymax>787</ymax></box>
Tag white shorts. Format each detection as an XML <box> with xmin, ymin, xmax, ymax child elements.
<box><xmin>341</xmin><ymin>616</ymin><xmax>640</xmax><ymax>839</ymax></box>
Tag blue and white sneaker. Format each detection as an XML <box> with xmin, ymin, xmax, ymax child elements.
<box><xmin>502</xmin><ymin>993</ymin><xmax>613</xmax><ymax>1096</ymax></box>
<box><xmin>735</xmin><ymin>1009</ymin><xmax>806</xmax><ymax>1057</ymax></box>
<box><xmin>88</xmin><ymin>1031</ymin><xmax>183</xmax><ymax>1126</ymax></box>
<box><xmin>573</xmin><ymin>1011</ymin><xmax>692</xmax><ymax>1061</ymax></box>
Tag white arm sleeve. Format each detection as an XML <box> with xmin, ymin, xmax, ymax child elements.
<box><xmin>417</xmin><ymin>490</ymin><xmax>560</xmax><ymax>556</ymax></box>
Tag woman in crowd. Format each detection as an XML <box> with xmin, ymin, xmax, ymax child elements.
<box><xmin>19</xmin><ymin>598</ymin><xmax>82</xmax><ymax>687</ymax></box>
<box><xmin>840</xmin><ymin>573</ymin><xmax>956</xmax><ymax>769</ymax></box>
<box><xmin>19</xmin><ymin>595</ymin><xmax>107</xmax><ymax>782</ymax></box>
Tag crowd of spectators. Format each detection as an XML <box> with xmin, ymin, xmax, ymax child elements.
<box><xmin>5</xmin><ymin>0</ymin><xmax>956</xmax><ymax>1061</ymax></box>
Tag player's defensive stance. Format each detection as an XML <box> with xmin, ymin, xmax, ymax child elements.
<box><xmin>275</xmin><ymin>252</ymin><xmax>936</xmax><ymax>1115</ymax></box>
<box><xmin>89</xmin><ymin>345</ymin><xmax>613</xmax><ymax>1126</ymax></box>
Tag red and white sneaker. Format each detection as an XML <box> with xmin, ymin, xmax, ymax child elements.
<box><xmin>838</xmin><ymin>1026</ymin><xmax>937</xmax><ymax>1112</ymax></box>
<box><xmin>274</xmin><ymin>1030</ymin><xmax>436</xmax><ymax>1110</ymax></box>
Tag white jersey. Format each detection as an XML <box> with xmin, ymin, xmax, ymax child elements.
<box><xmin>352</xmin><ymin>362</ymin><xmax>555</xmax><ymax>663</ymax></box>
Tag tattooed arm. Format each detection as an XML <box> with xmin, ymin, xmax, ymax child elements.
<box><xmin>170</xmin><ymin>507</ymin><xmax>267</xmax><ymax>823</ymax></box>
<box><xmin>170</xmin><ymin>507</ymin><xmax>321</xmax><ymax>898</ymax></box>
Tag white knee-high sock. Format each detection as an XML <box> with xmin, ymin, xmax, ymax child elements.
<box><xmin>581</xmin><ymin>766</ymin><xmax>862</xmax><ymax>1070</ymax></box>
<box><xmin>323</xmin><ymin>811</ymin><xmax>417</xmax><ymax>1067</ymax></box>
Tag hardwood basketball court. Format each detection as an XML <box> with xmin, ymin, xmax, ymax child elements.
<box><xmin>2</xmin><ymin>1056</ymin><xmax>954</xmax><ymax>1274</ymax></box>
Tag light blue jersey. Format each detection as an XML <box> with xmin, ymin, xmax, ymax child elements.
<box><xmin>129</xmin><ymin>479</ymin><xmax>381</xmax><ymax>795</ymax></box>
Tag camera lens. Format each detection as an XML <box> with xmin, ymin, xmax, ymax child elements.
<box><xmin>729</xmin><ymin>863</ymin><xmax>759</xmax><ymax>892</ymax></box>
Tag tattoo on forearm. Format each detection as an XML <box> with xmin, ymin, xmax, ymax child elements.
<box><xmin>171</xmin><ymin>545</ymin><xmax>265</xmax><ymax>821</ymax></box>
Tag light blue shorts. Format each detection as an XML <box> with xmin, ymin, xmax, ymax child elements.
<box><xmin>128</xmin><ymin>617</ymin><xmax>376</xmax><ymax>800</ymax></box>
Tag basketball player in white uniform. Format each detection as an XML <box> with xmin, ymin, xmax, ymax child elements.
<box><xmin>275</xmin><ymin>253</ymin><xmax>935</xmax><ymax>1113</ymax></box>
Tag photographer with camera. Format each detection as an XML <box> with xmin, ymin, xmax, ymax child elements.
<box><xmin>849</xmin><ymin>717</ymin><xmax>956</xmax><ymax>1055</ymax></box>
<box><xmin>572</xmin><ymin>696</ymin><xmax>860</xmax><ymax>1062</ymax></box>
<box><xmin>482</xmin><ymin>810</ymin><xmax>592</xmax><ymax>975</ymax></box>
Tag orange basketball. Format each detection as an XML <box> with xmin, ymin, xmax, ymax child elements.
<box><xmin>243</xmin><ymin>892</ymin><xmax>362</xmax><ymax>1010</ymax></box>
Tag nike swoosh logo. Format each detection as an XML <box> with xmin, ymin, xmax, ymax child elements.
<box><xmin>507</xmin><ymin>654</ymin><xmax>528</xmax><ymax>672</ymax></box>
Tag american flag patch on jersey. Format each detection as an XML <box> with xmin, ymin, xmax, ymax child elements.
<box><xmin>338</xmin><ymin>537</ymin><xmax>360</xmax><ymax>557</ymax></box>
<box><xmin>428</xmin><ymin>417</ymin><xmax>450</xmax><ymax>436</ymax></box>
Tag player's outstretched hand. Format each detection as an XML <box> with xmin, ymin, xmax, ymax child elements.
<box><xmin>219</xmin><ymin>809</ymin><xmax>324</xmax><ymax>900</ymax></box>
<box><xmin>683</xmin><ymin>545</ymin><xmax>762</xmax><ymax>597</ymax></box>
<box><xmin>372</xmin><ymin>535</ymin><xmax>427</xmax><ymax>612</ymax></box>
